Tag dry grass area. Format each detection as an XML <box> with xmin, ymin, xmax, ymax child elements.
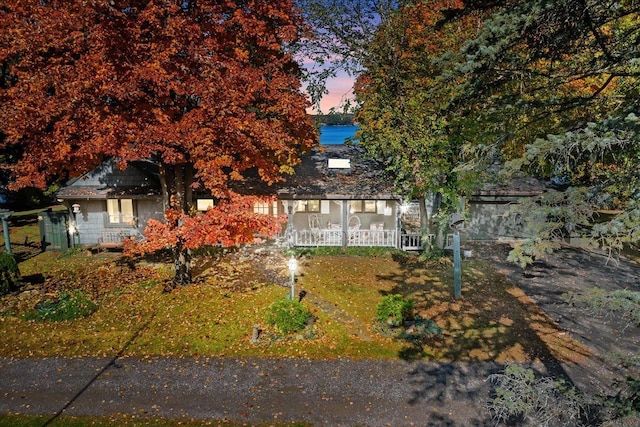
<box><xmin>0</xmin><ymin>239</ymin><xmax>590</xmax><ymax>363</ymax></box>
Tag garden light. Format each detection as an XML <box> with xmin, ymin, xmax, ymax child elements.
<box><xmin>288</xmin><ymin>256</ymin><xmax>298</xmax><ymax>300</ymax></box>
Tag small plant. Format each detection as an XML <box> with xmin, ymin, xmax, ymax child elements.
<box><xmin>604</xmin><ymin>376</ymin><xmax>640</xmax><ymax>423</ymax></box>
<box><xmin>25</xmin><ymin>290</ymin><xmax>98</xmax><ymax>322</ymax></box>
<box><xmin>0</xmin><ymin>252</ymin><xmax>20</xmax><ymax>295</ymax></box>
<box><xmin>265</xmin><ymin>297</ymin><xmax>311</xmax><ymax>335</ymax></box>
<box><xmin>376</xmin><ymin>294</ymin><xmax>414</xmax><ymax>326</ymax></box>
<box><xmin>487</xmin><ymin>364</ymin><xmax>585</xmax><ymax>427</ymax></box>
<box><xmin>564</xmin><ymin>288</ymin><xmax>640</xmax><ymax>329</ymax></box>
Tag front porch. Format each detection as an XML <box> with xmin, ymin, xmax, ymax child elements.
<box><xmin>281</xmin><ymin>199</ymin><xmax>425</xmax><ymax>250</ymax></box>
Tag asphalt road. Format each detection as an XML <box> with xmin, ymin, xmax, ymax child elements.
<box><xmin>0</xmin><ymin>356</ymin><xmax>526</xmax><ymax>426</ymax></box>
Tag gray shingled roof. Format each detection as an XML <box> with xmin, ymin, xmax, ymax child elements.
<box><xmin>234</xmin><ymin>145</ymin><xmax>399</xmax><ymax>200</ymax></box>
<box><xmin>56</xmin><ymin>159</ymin><xmax>161</xmax><ymax>200</ymax></box>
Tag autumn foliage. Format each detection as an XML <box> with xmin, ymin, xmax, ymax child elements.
<box><xmin>1</xmin><ymin>1</ymin><xmax>317</xmax><ymax>283</ymax></box>
<box><xmin>124</xmin><ymin>195</ymin><xmax>285</xmax><ymax>255</ymax></box>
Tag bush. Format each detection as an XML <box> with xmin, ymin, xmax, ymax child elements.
<box><xmin>25</xmin><ymin>291</ymin><xmax>98</xmax><ymax>322</ymax></box>
<box><xmin>265</xmin><ymin>297</ymin><xmax>311</xmax><ymax>335</ymax></box>
<box><xmin>0</xmin><ymin>252</ymin><xmax>20</xmax><ymax>295</ymax></box>
<box><xmin>376</xmin><ymin>294</ymin><xmax>414</xmax><ymax>326</ymax></box>
<box><xmin>487</xmin><ymin>365</ymin><xmax>585</xmax><ymax>427</ymax></box>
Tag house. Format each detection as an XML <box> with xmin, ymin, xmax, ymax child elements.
<box><xmin>55</xmin><ymin>146</ymin><xmax>546</xmax><ymax>251</ymax></box>
<box><xmin>269</xmin><ymin>144</ymin><xmax>418</xmax><ymax>249</ymax></box>
<box><xmin>55</xmin><ymin>159</ymin><xmax>165</xmax><ymax>248</ymax></box>
<box><xmin>56</xmin><ymin>146</ymin><xmax>425</xmax><ymax>250</ymax></box>
<box><xmin>465</xmin><ymin>174</ymin><xmax>546</xmax><ymax>241</ymax></box>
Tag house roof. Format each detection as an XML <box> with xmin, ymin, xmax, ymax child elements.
<box><xmin>236</xmin><ymin>144</ymin><xmax>399</xmax><ymax>200</ymax></box>
<box><xmin>56</xmin><ymin>159</ymin><xmax>162</xmax><ymax>200</ymax></box>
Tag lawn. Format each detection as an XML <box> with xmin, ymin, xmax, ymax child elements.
<box><xmin>0</xmin><ymin>215</ymin><xmax>587</xmax><ymax>363</ymax></box>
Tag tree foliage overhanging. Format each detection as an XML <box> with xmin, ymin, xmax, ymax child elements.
<box><xmin>0</xmin><ymin>0</ymin><xmax>318</xmax><ymax>284</ymax></box>
<box><xmin>351</xmin><ymin>0</ymin><xmax>639</xmax><ymax>265</ymax></box>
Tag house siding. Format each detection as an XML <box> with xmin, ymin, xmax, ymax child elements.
<box><xmin>73</xmin><ymin>198</ymin><xmax>163</xmax><ymax>245</ymax></box>
<box><xmin>466</xmin><ymin>198</ymin><xmax>523</xmax><ymax>241</ymax></box>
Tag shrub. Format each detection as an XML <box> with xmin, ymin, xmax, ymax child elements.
<box><xmin>0</xmin><ymin>252</ymin><xmax>20</xmax><ymax>295</ymax></box>
<box><xmin>487</xmin><ymin>364</ymin><xmax>585</xmax><ymax>427</ymax></box>
<box><xmin>376</xmin><ymin>294</ymin><xmax>414</xmax><ymax>326</ymax></box>
<box><xmin>25</xmin><ymin>291</ymin><xmax>98</xmax><ymax>322</ymax></box>
<box><xmin>265</xmin><ymin>297</ymin><xmax>311</xmax><ymax>335</ymax></box>
<box><xmin>604</xmin><ymin>375</ymin><xmax>640</xmax><ymax>423</ymax></box>
<box><xmin>564</xmin><ymin>288</ymin><xmax>640</xmax><ymax>328</ymax></box>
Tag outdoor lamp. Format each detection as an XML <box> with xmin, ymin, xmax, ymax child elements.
<box><xmin>72</xmin><ymin>203</ymin><xmax>81</xmax><ymax>214</ymax></box>
<box><xmin>0</xmin><ymin>209</ymin><xmax>13</xmax><ymax>254</ymax></box>
<box><xmin>288</xmin><ymin>256</ymin><xmax>298</xmax><ymax>300</ymax></box>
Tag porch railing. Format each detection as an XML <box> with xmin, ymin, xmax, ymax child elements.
<box><xmin>293</xmin><ymin>229</ymin><xmax>343</xmax><ymax>247</ymax></box>
<box><xmin>292</xmin><ymin>229</ymin><xmax>397</xmax><ymax>247</ymax></box>
<box><xmin>291</xmin><ymin>229</ymin><xmax>434</xmax><ymax>250</ymax></box>
<box><xmin>348</xmin><ymin>230</ymin><xmax>396</xmax><ymax>247</ymax></box>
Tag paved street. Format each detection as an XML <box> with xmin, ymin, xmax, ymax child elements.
<box><xmin>0</xmin><ymin>356</ymin><xmax>519</xmax><ymax>426</ymax></box>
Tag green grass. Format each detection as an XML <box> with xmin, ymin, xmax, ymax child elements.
<box><xmin>0</xmin><ymin>207</ymin><xmax>588</xmax><ymax>362</ymax></box>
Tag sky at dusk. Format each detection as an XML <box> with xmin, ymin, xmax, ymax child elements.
<box><xmin>305</xmin><ymin>69</ymin><xmax>355</xmax><ymax>114</ymax></box>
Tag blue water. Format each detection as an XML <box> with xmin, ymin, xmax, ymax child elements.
<box><xmin>319</xmin><ymin>125</ymin><xmax>358</xmax><ymax>145</ymax></box>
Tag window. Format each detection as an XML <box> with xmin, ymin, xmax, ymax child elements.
<box><xmin>253</xmin><ymin>201</ymin><xmax>279</xmax><ymax>216</ymax></box>
<box><xmin>295</xmin><ymin>200</ymin><xmax>320</xmax><ymax>213</ymax></box>
<box><xmin>197</xmin><ymin>199</ymin><xmax>214</xmax><ymax>211</ymax></box>
<box><xmin>350</xmin><ymin>200</ymin><xmax>377</xmax><ymax>213</ymax></box>
<box><xmin>107</xmin><ymin>199</ymin><xmax>135</xmax><ymax>226</ymax></box>
<box><xmin>364</xmin><ymin>200</ymin><xmax>377</xmax><ymax>213</ymax></box>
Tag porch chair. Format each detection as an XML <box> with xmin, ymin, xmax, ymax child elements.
<box><xmin>309</xmin><ymin>214</ymin><xmax>323</xmax><ymax>243</ymax></box>
<box><xmin>348</xmin><ymin>215</ymin><xmax>361</xmax><ymax>230</ymax></box>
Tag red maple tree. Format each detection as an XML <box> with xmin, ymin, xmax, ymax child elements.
<box><xmin>0</xmin><ymin>0</ymin><xmax>317</xmax><ymax>285</ymax></box>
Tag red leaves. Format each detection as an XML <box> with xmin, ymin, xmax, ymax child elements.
<box><xmin>0</xmin><ymin>0</ymin><xmax>317</xmax><ymax>191</ymax></box>
<box><xmin>125</xmin><ymin>195</ymin><xmax>284</xmax><ymax>257</ymax></box>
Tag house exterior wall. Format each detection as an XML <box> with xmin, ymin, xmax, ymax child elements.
<box><xmin>466</xmin><ymin>198</ymin><xmax>523</xmax><ymax>241</ymax></box>
<box><xmin>72</xmin><ymin>197</ymin><xmax>163</xmax><ymax>246</ymax></box>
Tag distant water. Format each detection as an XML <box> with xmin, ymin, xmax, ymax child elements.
<box><xmin>319</xmin><ymin>125</ymin><xmax>358</xmax><ymax>145</ymax></box>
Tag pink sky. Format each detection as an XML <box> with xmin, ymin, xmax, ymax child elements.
<box><xmin>306</xmin><ymin>70</ymin><xmax>355</xmax><ymax>114</ymax></box>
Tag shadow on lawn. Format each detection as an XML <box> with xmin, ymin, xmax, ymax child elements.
<box><xmin>377</xmin><ymin>257</ymin><xmax>590</xmax><ymax>393</ymax></box>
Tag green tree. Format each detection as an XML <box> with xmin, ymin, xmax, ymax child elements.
<box><xmin>354</xmin><ymin>1</ymin><xmax>499</xmax><ymax>236</ymax></box>
<box><xmin>445</xmin><ymin>0</ymin><xmax>640</xmax><ymax>265</ymax></box>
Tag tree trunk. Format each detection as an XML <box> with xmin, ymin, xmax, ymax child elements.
<box><xmin>161</xmin><ymin>163</ymin><xmax>194</xmax><ymax>289</ymax></box>
<box><xmin>170</xmin><ymin>237</ymin><xmax>192</xmax><ymax>289</ymax></box>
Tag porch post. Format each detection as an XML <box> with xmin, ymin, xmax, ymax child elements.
<box><xmin>341</xmin><ymin>200</ymin><xmax>349</xmax><ymax>248</ymax></box>
<box><xmin>283</xmin><ymin>200</ymin><xmax>295</xmax><ymax>248</ymax></box>
<box><xmin>396</xmin><ymin>201</ymin><xmax>401</xmax><ymax>249</ymax></box>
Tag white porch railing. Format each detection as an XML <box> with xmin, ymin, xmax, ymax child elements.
<box><xmin>292</xmin><ymin>229</ymin><xmax>397</xmax><ymax>247</ymax></box>
<box><xmin>293</xmin><ymin>229</ymin><xmax>343</xmax><ymax>247</ymax></box>
<box><xmin>348</xmin><ymin>230</ymin><xmax>397</xmax><ymax>247</ymax></box>
<box><xmin>292</xmin><ymin>230</ymin><xmax>434</xmax><ymax>250</ymax></box>
<box><xmin>400</xmin><ymin>233</ymin><xmax>435</xmax><ymax>251</ymax></box>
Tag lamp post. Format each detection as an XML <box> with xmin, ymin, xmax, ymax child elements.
<box><xmin>71</xmin><ymin>204</ymin><xmax>81</xmax><ymax>247</ymax></box>
<box><xmin>0</xmin><ymin>209</ymin><xmax>13</xmax><ymax>254</ymax></box>
<box><xmin>449</xmin><ymin>213</ymin><xmax>465</xmax><ymax>300</ymax></box>
<box><xmin>288</xmin><ymin>256</ymin><xmax>298</xmax><ymax>300</ymax></box>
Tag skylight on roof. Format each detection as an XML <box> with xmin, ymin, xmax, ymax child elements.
<box><xmin>328</xmin><ymin>158</ymin><xmax>350</xmax><ymax>169</ymax></box>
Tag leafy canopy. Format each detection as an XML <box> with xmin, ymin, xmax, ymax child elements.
<box><xmin>447</xmin><ymin>0</ymin><xmax>640</xmax><ymax>264</ymax></box>
<box><xmin>0</xmin><ymin>0</ymin><xmax>318</xmax><ymax>281</ymax></box>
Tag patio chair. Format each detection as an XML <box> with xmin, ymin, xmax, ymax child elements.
<box><xmin>348</xmin><ymin>215</ymin><xmax>361</xmax><ymax>230</ymax></box>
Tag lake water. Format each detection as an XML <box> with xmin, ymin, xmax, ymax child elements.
<box><xmin>319</xmin><ymin>125</ymin><xmax>358</xmax><ymax>145</ymax></box>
